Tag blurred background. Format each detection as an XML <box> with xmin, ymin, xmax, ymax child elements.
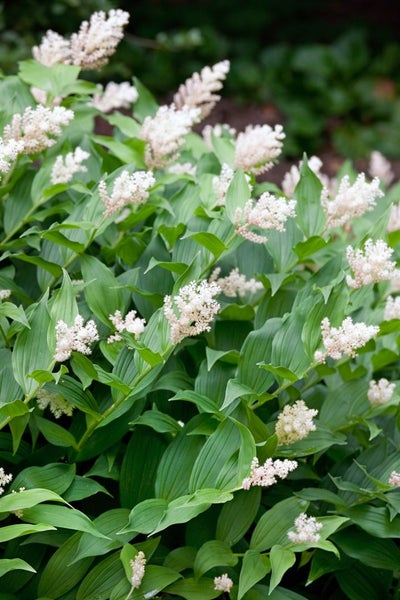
<box><xmin>1</xmin><ymin>0</ymin><xmax>400</xmax><ymax>159</ymax></box>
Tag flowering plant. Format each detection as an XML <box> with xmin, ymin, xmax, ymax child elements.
<box><xmin>1</xmin><ymin>9</ymin><xmax>400</xmax><ymax>600</ymax></box>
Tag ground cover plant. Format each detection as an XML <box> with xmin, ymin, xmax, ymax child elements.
<box><xmin>1</xmin><ymin>8</ymin><xmax>400</xmax><ymax>600</ymax></box>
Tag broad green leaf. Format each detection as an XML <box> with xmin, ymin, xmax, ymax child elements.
<box><xmin>216</xmin><ymin>487</ymin><xmax>261</xmax><ymax>546</ymax></box>
<box><xmin>133</xmin><ymin>76</ymin><xmax>159</xmax><ymax>121</ymax></box>
<box><xmin>128</xmin><ymin>565</ymin><xmax>181</xmax><ymax>600</ymax></box>
<box><xmin>20</xmin><ymin>504</ymin><xmax>108</xmax><ymax>538</ymax></box>
<box><xmin>269</xmin><ymin>545</ymin><xmax>296</xmax><ymax>593</ymax></box>
<box><xmin>81</xmin><ymin>254</ymin><xmax>129</xmax><ymax>325</ymax></box>
<box><xmin>164</xmin><ymin>576</ymin><xmax>221</xmax><ymax>600</ymax></box>
<box><xmin>150</xmin><ymin>489</ymin><xmax>233</xmax><ymax>535</ymax></box>
<box><xmin>34</xmin><ymin>415</ymin><xmax>77</xmax><ymax>449</ymax></box>
<box><xmin>131</xmin><ymin>409</ymin><xmax>182</xmax><ymax>433</ymax></box>
<box><xmin>344</xmin><ymin>505</ymin><xmax>400</xmax><ymax>538</ymax></box>
<box><xmin>0</xmin><ymin>302</ymin><xmax>30</xmax><ymax>328</ymax></box>
<box><xmin>187</xmin><ymin>231</ymin><xmax>227</xmax><ymax>259</ymax></box>
<box><xmin>164</xmin><ymin>547</ymin><xmax>197</xmax><ymax>572</ymax></box>
<box><xmin>76</xmin><ymin>552</ymin><xmax>124</xmax><ymax>600</ymax></box>
<box><xmin>194</xmin><ymin>540</ymin><xmax>238</xmax><ymax>579</ymax></box>
<box><xmin>336</xmin><ymin>563</ymin><xmax>392</xmax><ymax>600</ymax></box>
<box><xmin>70</xmin><ymin>509</ymin><xmax>131</xmax><ymax>564</ymax></box>
<box><xmin>0</xmin><ymin>559</ymin><xmax>35</xmax><ymax>578</ymax></box>
<box><xmin>18</xmin><ymin>60</ymin><xmax>81</xmax><ymax>98</ymax></box>
<box><xmin>125</xmin><ymin>499</ymin><xmax>168</xmax><ymax>535</ymax></box>
<box><xmin>250</xmin><ymin>497</ymin><xmax>307</xmax><ymax>551</ymax></box>
<box><xmin>63</xmin><ymin>476</ymin><xmax>111</xmax><ymax>502</ymax></box>
<box><xmin>238</xmin><ymin>550</ymin><xmax>270</xmax><ymax>600</ymax></box>
<box><xmin>155</xmin><ymin>418</ymin><xmax>206</xmax><ymax>500</ymax></box>
<box><xmin>119</xmin><ymin>428</ymin><xmax>167</xmax><ymax>508</ymax></box>
<box><xmin>0</xmin><ymin>523</ymin><xmax>56</xmax><ymax>543</ymax></box>
<box><xmin>333</xmin><ymin>527</ymin><xmax>400</xmax><ymax>570</ymax></box>
<box><xmin>170</xmin><ymin>390</ymin><xmax>220</xmax><ymax>414</ymax></box>
<box><xmin>189</xmin><ymin>419</ymin><xmax>242</xmax><ymax>492</ymax></box>
<box><xmin>0</xmin><ymin>488</ymin><xmax>66</xmax><ymax>514</ymax></box>
<box><xmin>38</xmin><ymin>532</ymin><xmax>93</xmax><ymax>599</ymax></box>
<box><xmin>12</xmin><ymin>294</ymin><xmax>52</xmax><ymax>395</ymax></box>
<box><xmin>11</xmin><ymin>463</ymin><xmax>75</xmax><ymax>495</ymax></box>
<box><xmin>294</xmin><ymin>160</ymin><xmax>325</xmax><ymax>237</ymax></box>
<box><xmin>225</xmin><ymin>169</ymin><xmax>251</xmax><ymax>223</ymax></box>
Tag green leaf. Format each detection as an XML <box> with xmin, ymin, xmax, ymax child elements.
<box><xmin>225</xmin><ymin>170</ymin><xmax>251</xmax><ymax>223</ymax></box>
<box><xmin>21</xmin><ymin>504</ymin><xmax>108</xmax><ymax>538</ymax></box>
<box><xmin>150</xmin><ymin>489</ymin><xmax>233</xmax><ymax>535</ymax></box>
<box><xmin>12</xmin><ymin>294</ymin><xmax>52</xmax><ymax>395</ymax></box>
<box><xmin>11</xmin><ymin>463</ymin><xmax>75</xmax><ymax>495</ymax></box>
<box><xmin>238</xmin><ymin>550</ymin><xmax>270</xmax><ymax>600</ymax></box>
<box><xmin>216</xmin><ymin>487</ymin><xmax>261</xmax><ymax>546</ymax></box>
<box><xmin>0</xmin><ymin>559</ymin><xmax>35</xmax><ymax>578</ymax></box>
<box><xmin>81</xmin><ymin>255</ymin><xmax>128</xmax><ymax>325</ymax></box>
<box><xmin>0</xmin><ymin>523</ymin><xmax>56</xmax><ymax>543</ymax></box>
<box><xmin>119</xmin><ymin>428</ymin><xmax>167</xmax><ymax>508</ymax></box>
<box><xmin>189</xmin><ymin>419</ymin><xmax>242</xmax><ymax>492</ymax></box>
<box><xmin>170</xmin><ymin>390</ymin><xmax>220</xmax><ymax>414</ymax></box>
<box><xmin>164</xmin><ymin>576</ymin><xmax>221</xmax><ymax>600</ymax></box>
<box><xmin>18</xmin><ymin>60</ymin><xmax>81</xmax><ymax>97</ymax></box>
<box><xmin>250</xmin><ymin>497</ymin><xmax>307</xmax><ymax>551</ymax></box>
<box><xmin>0</xmin><ymin>302</ymin><xmax>30</xmax><ymax>328</ymax></box>
<box><xmin>76</xmin><ymin>552</ymin><xmax>124</xmax><ymax>600</ymax></box>
<box><xmin>258</xmin><ymin>363</ymin><xmax>299</xmax><ymax>382</ymax></box>
<box><xmin>333</xmin><ymin>528</ymin><xmax>400</xmax><ymax>570</ymax></box>
<box><xmin>34</xmin><ymin>415</ymin><xmax>77</xmax><ymax>449</ymax></box>
<box><xmin>125</xmin><ymin>498</ymin><xmax>168</xmax><ymax>535</ymax></box>
<box><xmin>38</xmin><ymin>532</ymin><xmax>93</xmax><ymax>598</ymax></box>
<box><xmin>187</xmin><ymin>232</ymin><xmax>227</xmax><ymax>259</ymax></box>
<box><xmin>294</xmin><ymin>159</ymin><xmax>325</xmax><ymax>237</ymax></box>
<box><xmin>269</xmin><ymin>545</ymin><xmax>296</xmax><ymax>594</ymax></box>
<box><xmin>133</xmin><ymin>76</ymin><xmax>159</xmax><ymax>121</ymax></box>
<box><xmin>131</xmin><ymin>410</ymin><xmax>182</xmax><ymax>433</ymax></box>
<box><xmin>0</xmin><ymin>488</ymin><xmax>66</xmax><ymax>514</ymax></box>
<box><xmin>344</xmin><ymin>505</ymin><xmax>400</xmax><ymax>538</ymax></box>
<box><xmin>193</xmin><ymin>540</ymin><xmax>238</xmax><ymax>579</ymax></box>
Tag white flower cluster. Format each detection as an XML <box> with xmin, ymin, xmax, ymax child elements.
<box><xmin>387</xmin><ymin>203</ymin><xmax>400</xmax><ymax>233</ymax></box>
<box><xmin>140</xmin><ymin>104</ymin><xmax>200</xmax><ymax>168</ymax></box>
<box><xmin>275</xmin><ymin>400</ymin><xmax>318</xmax><ymax>445</ymax></box>
<box><xmin>107</xmin><ymin>309</ymin><xmax>146</xmax><ymax>343</ymax></box>
<box><xmin>346</xmin><ymin>239</ymin><xmax>395</xmax><ymax>289</ymax></box>
<box><xmin>0</xmin><ymin>138</ymin><xmax>24</xmax><ymax>174</ymax></box>
<box><xmin>384</xmin><ymin>295</ymin><xmax>400</xmax><ymax>320</ymax></box>
<box><xmin>163</xmin><ymin>280</ymin><xmax>221</xmax><ymax>344</ymax></box>
<box><xmin>209</xmin><ymin>267</ymin><xmax>263</xmax><ymax>297</ymax></box>
<box><xmin>242</xmin><ymin>457</ymin><xmax>298</xmax><ymax>490</ymax></box>
<box><xmin>314</xmin><ymin>316</ymin><xmax>379</xmax><ymax>363</ymax></box>
<box><xmin>0</xmin><ymin>289</ymin><xmax>11</xmax><ymax>300</ymax></box>
<box><xmin>202</xmin><ymin>123</ymin><xmax>236</xmax><ymax>150</ymax></box>
<box><xmin>234</xmin><ymin>124</ymin><xmax>285</xmax><ymax>175</ymax></box>
<box><xmin>36</xmin><ymin>389</ymin><xmax>74</xmax><ymax>418</ymax></box>
<box><xmin>321</xmin><ymin>173</ymin><xmax>383</xmax><ymax>228</ymax></box>
<box><xmin>51</xmin><ymin>147</ymin><xmax>89</xmax><ymax>184</ymax></box>
<box><xmin>0</xmin><ymin>467</ymin><xmax>12</xmax><ymax>496</ymax></box>
<box><xmin>32</xmin><ymin>30</ymin><xmax>72</xmax><ymax>67</ymax></box>
<box><xmin>367</xmin><ymin>378</ymin><xmax>395</xmax><ymax>405</ymax></box>
<box><xmin>33</xmin><ymin>10</ymin><xmax>130</xmax><ymax>71</ymax></box>
<box><xmin>168</xmin><ymin>162</ymin><xmax>197</xmax><ymax>177</ymax></box>
<box><xmin>91</xmin><ymin>81</ymin><xmax>138</xmax><ymax>113</ymax></box>
<box><xmin>3</xmin><ymin>105</ymin><xmax>74</xmax><ymax>156</ymax></box>
<box><xmin>173</xmin><ymin>60</ymin><xmax>230</xmax><ymax>119</ymax></box>
<box><xmin>130</xmin><ymin>551</ymin><xmax>146</xmax><ymax>590</ymax></box>
<box><xmin>287</xmin><ymin>513</ymin><xmax>322</xmax><ymax>544</ymax></box>
<box><xmin>234</xmin><ymin>192</ymin><xmax>296</xmax><ymax>244</ymax></box>
<box><xmin>389</xmin><ymin>470</ymin><xmax>400</xmax><ymax>487</ymax></box>
<box><xmin>54</xmin><ymin>315</ymin><xmax>99</xmax><ymax>362</ymax></box>
<box><xmin>369</xmin><ymin>151</ymin><xmax>394</xmax><ymax>187</ymax></box>
<box><xmin>99</xmin><ymin>170</ymin><xmax>155</xmax><ymax>217</ymax></box>
<box><xmin>281</xmin><ymin>155</ymin><xmax>332</xmax><ymax>197</ymax></box>
<box><xmin>214</xmin><ymin>573</ymin><xmax>233</xmax><ymax>593</ymax></box>
<box><xmin>213</xmin><ymin>163</ymin><xmax>234</xmax><ymax>206</ymax></box>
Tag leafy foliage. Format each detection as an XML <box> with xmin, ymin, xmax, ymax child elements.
<box><xmin>0</xmin><ymin>10</ymin><xmax>400</xmax><ymax>600</ymax></box>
